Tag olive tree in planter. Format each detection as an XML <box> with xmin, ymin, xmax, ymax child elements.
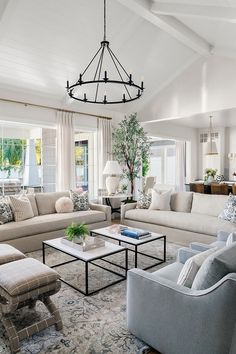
<box><xmin>112</xmin><ymin>113</ymin><xmax>151</xmax><ymax>198</ymax></box>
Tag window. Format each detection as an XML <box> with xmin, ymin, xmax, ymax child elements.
<box><xmin>149</xmin><ymin>140</ymin><xmax>176</xmax><ymax>185</ymax></box>
<box><xmin>75</xmin><ymin>140</ymin><xmax>89</xmax><ymax>190</ymax></box>
<box><xmin>0</xmin><ymin>124</ymin><xmax>56</xmax><ymax>195</ymax></box>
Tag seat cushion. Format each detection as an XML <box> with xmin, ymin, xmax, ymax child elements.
<box><xmin>152</xmin><ymin>262</ymin><xmax>183</xmax><ymax>283</ymax></box>
<box><xmin>0</xmin><ymin>258</ymin><xmax>59</xmax><ymax>296</ymax></box>
<box><xmin>124</xmin><ymin>209</ymin><xmax>236</xmax><ymax>236</ymax></box>
<box><xmin>0</xmin><ymin>244</ymin><xmax>25</xmax><ymax>265</ymax></box>
<box><xmin>0</xmin><ymin>210</ymin><xmax>106</xmax><ymax>242</ymax></box>
<box><xmin>35</xmin><ymin>191</ymin><xmax>70</xmax><ymax>215</ymax></box>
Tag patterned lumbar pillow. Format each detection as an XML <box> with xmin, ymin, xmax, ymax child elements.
<box><xmin>69</xmin><ymin>190</ymin><xmax>89</xmax><ymax>211</ymax></box>
<box><xmin>55</xmin><ymin>197</ymin><xmax>74</xmax><ymax>213</ymax></box>
<box><xmin>0</xmin><ymin>198</ymin><xmax>14</xmax><ymax>224</ymax></box>
<box><xmin>136</xmin><ymin>191</ymin><xmax>152</xmax><ymax>209</ymax></box>
<box><xmin>218</xmin><ymin>193</ymin><xmax>236</xmax><ymax>223</ymax></box>
<box><xmin>8</xmin><ymin>195</ymin><xmax>34</xmax><ymax>222</ymax></box>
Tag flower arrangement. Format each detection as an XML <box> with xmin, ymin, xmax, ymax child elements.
<box><xmin>65</xmin><ymin>223</ymin><xmax>89</xmax><ymax>242</ymax></box>
<box><xmin>233</xmin><ymin>172</ymin><xmax>236</xmax><ymax>177</ymax></box>
<box><xmin>204</xmin><ymin>168</ymin><xmax>217</xmax><ymax>181</ymax></box>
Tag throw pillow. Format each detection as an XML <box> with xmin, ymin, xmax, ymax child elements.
<box><xmin>226</xmin><ymin>231</ymin><xmax>236</xmax><ymax>246</ymax></box>
<box><xmin>69</xmin><ymin>190</ymin><xmax>89</xmax><ymax>211</ymax></box>
<box><xmin>192</xmin><ymin>242</ymin><xmax>236</xmax><ymax>290</ymax></box>
<box><xmin>0</xmin><ymin>198</ymin><xmax>13</xmax><ymax>224</ymax></box>
<box><xmin>136</xmin><ymin>191</ymin><xmax>152</xmax><ymax>209</ymax></box>
<box><xmin>8</xmin><ymin>195</ymin><xmax>34</xmax><ymax>222</ymax></box>
<box><xmin>218</xmin><ymin>193</ymin><xmax>236</xmax><ymax>223</ymax></box>
<box><xmin>177</xmin><ymin>248</ymin><xmax>217</xmax><ymax>288</ymax></box>
<box><xmin>55</xmin><ymin>197</ymin><xmax>74</xmax><ymax>213</ymax></box>
<box><xmin>149</xmin><ymin>188</ymin><xmax>172</xmax><ymax>211</ymax></box>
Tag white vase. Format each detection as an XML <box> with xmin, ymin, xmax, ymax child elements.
<box><xmin>207</xmin><ymin>176</ymin><xmax>214</xmax><ymax>184</ymax></box>
<box><xmin>233</xmin><ymin>176</ymin><xmax>236</xmax><ymax>182</ymax></box>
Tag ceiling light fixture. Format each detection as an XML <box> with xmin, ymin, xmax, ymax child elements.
<box><xmin>66</xmin><ymin>0</ymin><xmax>144</xmax><ymax>104</ymax></box>
<box><xmin>205</xmin><ymin>115</ymin><xmax>218</xmax><ymax>155</ymax></box>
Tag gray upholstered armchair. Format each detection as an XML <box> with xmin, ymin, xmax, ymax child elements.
<box><xmin>127</xmin><ymin>247</ymin><xmax>236</xmax><ymax>354</ymax></box>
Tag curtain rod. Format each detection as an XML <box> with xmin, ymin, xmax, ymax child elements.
<box><xmin>0</xmin><ymin>97</ymin><xmax>112</xmax><ymax>120</ymax></box>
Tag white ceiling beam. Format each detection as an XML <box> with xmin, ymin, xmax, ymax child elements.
<box><xmin>151</xmin><ymin>2</ymin><xmax>236</xmax><ymax>23</ymax></box>
<box><xmin>116</xmin><ymin>0</ymin><xmax>213</xmax><ymax>56</ymax></box>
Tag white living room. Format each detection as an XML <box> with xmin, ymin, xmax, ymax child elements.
<box><xmin>0</xmin><ymin>1</ymin><xmax>235</xmax><ymax>354</ymax></box>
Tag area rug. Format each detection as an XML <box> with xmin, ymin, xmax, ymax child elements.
<box><xmin>0</xmin><ymin>241</ymin><xmax>180</xmax><ymax>354</ymax></box>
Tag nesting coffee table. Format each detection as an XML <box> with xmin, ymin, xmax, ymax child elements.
<box><xmin>90</xmin><ymin>226</ymin><xmax>166</xmax><ymax>270</ymax></box>
<box><xmin>43</xmin><ymin>238</ymin><xmax>128</xmax><ymax>296</ymax></box>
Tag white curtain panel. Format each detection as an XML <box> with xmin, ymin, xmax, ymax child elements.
<box><xmin>175</xmin><ymin>141</ymin><xmax>186</xmax><ymax>192</ymax></box>
<box><xmin>97</xmin><ymin>118</ymin><xmax>112</xmax><ymax>190</ymax></box>
<box><xmin>56</xmin><ymin>110</ymin><xmax>76</xmax><ymax>191</ymax></box>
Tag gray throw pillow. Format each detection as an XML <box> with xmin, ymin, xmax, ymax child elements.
<box><xmin>0</xmin><ymin>199</ymin><xmax>13</xmax><ymax>224</ymax></box>
<box><xmin>69</xmin><ymin>190</ymin><xmax>89</xmax><ymax>211</ymax></box>
<box><xmin>136</xmin><ymin>191</ymin><xmax>152</xmax><ymax>209</ymax></box>
<box><xmin>218</xmin><ymin>193</ymin><xmax>236</xmax><ymax>223</ymax></box>
<box><xmin>192</xmin><ymin>242</ymin><xmax>236</xmax><ymax>290</ymax></box>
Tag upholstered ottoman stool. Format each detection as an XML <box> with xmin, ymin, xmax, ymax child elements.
<box><xmin>0</xmin><ymin>258</ymin><xmax>62</xmax><ymax>353</ymax></box>
<box><xmin>0</xmin><ymin>244</ymin><xmax>25</xmax><ymax>265</ymax></box>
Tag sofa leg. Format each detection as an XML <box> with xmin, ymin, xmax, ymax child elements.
<box><xmin>1</xmin><ymin>314</ymin><xmax>20</xmax><ymax>353</ymax></box>
<box><xmin>42</xmin><ymin>296</ymin><xmax>63</xmax><ymax>331</ymax></box>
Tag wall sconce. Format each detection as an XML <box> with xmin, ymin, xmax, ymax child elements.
<box><xmin>228</xmin><ymin>153</ymin><xmax>236</xmax><ymax>160</ymax></box>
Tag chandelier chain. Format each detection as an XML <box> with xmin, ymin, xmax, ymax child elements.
<box><xmin>104</xmin><ymin>0</ymin><xmax>107</xmax><ymax>41</ymax></box>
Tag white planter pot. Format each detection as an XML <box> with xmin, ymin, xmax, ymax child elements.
<box><xmin>233</xmin><ymin>176</ymin><xmax>236</xmax><ymax>182</ymax></box>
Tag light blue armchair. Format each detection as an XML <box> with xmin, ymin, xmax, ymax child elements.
<box><xmin>127</xmin><ymin>247</ymin><xmax>236</xmax><ymax>354</ymax></box>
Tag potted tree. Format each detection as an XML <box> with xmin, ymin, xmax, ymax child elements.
<box><xmin>112</xmin><ymin>113</ymin><xmax>151</xmax><ymax>199</ymax></box>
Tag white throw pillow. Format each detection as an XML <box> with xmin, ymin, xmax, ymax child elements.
<box><xmin>148</xmin><ymin>189</ymin><xmax>172</xmax><ymax>211</ymax></box>
<box><xmin>55</xmin><ymin>197</ymin><xmax>74</xmax><ymax>213</ymax></box>
<box><xmin>8</xmin><ymin>195</ymin><xmax>34</xmax><ymax>222</ymax></box>
<box><xmin>226</xmin><ymin>232</ymin><xmax>236</xmax><ymax>246</ymax></box>
<box><xmin>177</xmin><ymin>247</ymin><xmax>217</xmax><ymax>288</ymax></box>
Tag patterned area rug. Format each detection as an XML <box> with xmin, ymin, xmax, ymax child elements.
<box><xmin>0</xmin><ymin>240</ymin><xmax>180</xmax><ymax>354</ymax></box>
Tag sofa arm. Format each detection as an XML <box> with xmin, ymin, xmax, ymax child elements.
<box><xmin>120</xmin><ymin>202</ymin><xmax>137</xmax><ymax>222</ymax></box>
<box><xmin>217</xmin><ymin>230</ymin><xmax>230</xmax><ymax>242</ymax></box>
<box><xmin>89</xmin><ymin>203</ymin><xmax>111</xmax><ymax>222</ymax></box>
<box><xmin>177</xmin><ymin>247</ymin><xmax>200</xmax><ymax>264</ymax></box>
<box><xmin>127</xmin><ymin>269</ymin><xmax>236</xmax><ymax>354</ymax></box>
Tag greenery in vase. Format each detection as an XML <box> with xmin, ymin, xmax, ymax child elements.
<box><xmin>112</xmin><ymin>113</ymin><xmax>151</xmax><ymax>197</ymax></box>
<box><xmin>204</xmin><ymin>168</ymin><xmax>217</xmax><ymax>181</ymax></box>
<box><xmin>65</xmin><ymin>223</ymin><xmax>89</xmax><ymax>242</ymax></box>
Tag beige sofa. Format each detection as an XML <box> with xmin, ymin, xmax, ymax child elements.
<box><xmin>0</xmin><ymin>191</ymin><xmax>111</xmax><ymax>252</ymax></box>
<box><xmin>121</xmin><ymin>192</ymin><xmax>236</xmax><ymax>245</ymax></box>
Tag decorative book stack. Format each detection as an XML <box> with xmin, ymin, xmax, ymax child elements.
<box><xmin>121</xmin><ymin>228</ymin><xmax>151</xmax><ymax>240</ymax></box>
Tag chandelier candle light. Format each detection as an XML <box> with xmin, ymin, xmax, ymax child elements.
<box><xmin>66</xmin><ymin>0</ymin><xmax>144</xmax><ymax>104</ymax></box>
<box><xmin>205</xmin><ymin>115</ymin><xmax>218</xmax><ymax>156</ymax></box>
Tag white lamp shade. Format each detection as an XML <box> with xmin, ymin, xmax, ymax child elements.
<box><xmin>103</xmin><ymin>160</ymin><xmax>122</xmax><ymax>175</ymax></box>
<box><xmin>205</xmin><ymin>141</ymin><xmax>218</xmax><ymax>155</ymax></box>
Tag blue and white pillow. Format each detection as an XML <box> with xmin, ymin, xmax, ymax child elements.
<box><xmin>69</xmin><ymin>190</ymin><xmax>89</xmax><ymax>211</ymax></box>
<box><xmin>136</xmin><ymin>191</ymin><xmax>152</xmax><ymax>209</ymax></box>
<box><xmin>218</xmin><ymin>194</ymin><xmax>236</xmax><ymax>223</ymax></box>
<box><xmin>0</xmin><ymin>198</ymin><xmax>13</xmax><ymax>224</ymax></box>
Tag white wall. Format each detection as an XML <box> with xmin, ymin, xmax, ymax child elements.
<box><xmin>143</xmin><ymin>121</ymin><xmax>198</xmax><ymax>181</ymax></box>
<box><xmin>226</xmin><ymin>127</ymin><xmax>236</xmax><ymax>179</ymax></box>
<box><xmin>138</xmin><ymin>56</ymin><xmax>236</xmax><ymax>123</ymax></box>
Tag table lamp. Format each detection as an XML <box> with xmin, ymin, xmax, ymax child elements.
<box><xmin>103</xmin><ymin>160</ymin><xmax>122</xmax><ymax>195</ymax></box>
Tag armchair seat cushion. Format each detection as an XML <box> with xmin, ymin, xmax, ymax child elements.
<box><xmin>0</xmin><ymin>258</ymin><xmax>59</xmax><ymax>296</ymax></box>
<box><xmin>152</xmin><ymin>262</ymin><xmax>183</xmax><ymax>283</ymax></box>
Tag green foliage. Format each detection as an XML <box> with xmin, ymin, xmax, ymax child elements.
<box><xmin>112</xmin><ymin>113</ymin><xmax>151</xmax><ymax>195</ymax></box>
<box><xmin>142</xmin><ymin>153</ymin><xmax>150</xmax><ymax>177</ymax></box>
<box><xmin>65</xmin><ymin>223</ymin><xmax>89</xmax><ymax>241</ymax></box>
<box><xmin>0</xmin><ymin>139</ymin><xmax>25</xmax><ymax>178</ymax></box>
<box><xmin>204</xmin><ymin>168</ymin><xmax>217</xmax><ymax>181</ymax></box>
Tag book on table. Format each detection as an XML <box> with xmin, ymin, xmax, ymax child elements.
<box><xmin>120</xmin><ymin>228</ymin><xmax>151</xmax><ymax>239</ymax></box>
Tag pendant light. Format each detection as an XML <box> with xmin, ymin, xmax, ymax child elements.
<box><xmin>205</xmin><ymin>115</ymin><xmax>218</xmax><ymax>155</ymax></box>
<box><xmin>66</xmin><ymin>0</ymin><xmax>144</xmax><ymax>104</ymax></box>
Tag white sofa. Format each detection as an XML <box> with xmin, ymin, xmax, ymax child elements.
<box><xmin>0</xmin><ymin>192</ymin><xmax>111</xmax><ymax>252</ymax></box>
<box><xmin>121</xmin><ymin>192</ymin><xmax>236</xmax><ymax>245</ymax></box>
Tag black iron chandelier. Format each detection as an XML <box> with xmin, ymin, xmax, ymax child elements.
<box><xmin>66</xmin><ymin>0</ymin><xmax>144</xmax><ymax>104</ymax></box>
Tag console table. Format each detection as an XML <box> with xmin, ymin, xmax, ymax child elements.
<box><xmin>101</xmin><ymin>194</ymin><xmax>132</xmax><ymax>214</ymax></box>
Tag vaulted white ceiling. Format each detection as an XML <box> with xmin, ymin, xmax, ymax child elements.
<box><xmin>0</xmin><ymin>0</ymin><xmax>235</xmax><ymax>117</ymax></box>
